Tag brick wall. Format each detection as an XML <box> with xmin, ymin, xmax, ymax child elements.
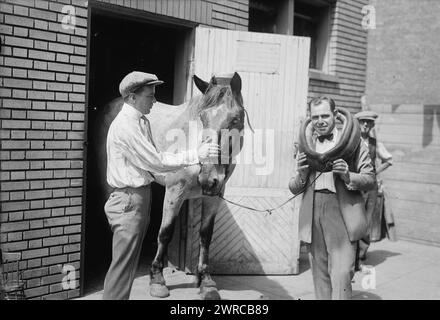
<box><xmin>97</xmin><ymin>0</ymin><xmax>249</xmax><ymax>30</ymax></box>
<box><xmin>0</xmin><ymin>0</ymin><xmax>248</xmax><ymax>300</ymax></box>
<box><xmin>308</xmin><ymin>0</ymin><xmax>369</xmax><ymax>113</ymax></box>
<box><xmin>0</xmin><ymin>0</ymin><xmax>88</xmax><ymax>300</ymax></box>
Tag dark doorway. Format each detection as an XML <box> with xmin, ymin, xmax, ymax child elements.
<box><xmin>83</xmin><ymin>9</ymin><xmax>191</xmax><ymax>295</ymax></box>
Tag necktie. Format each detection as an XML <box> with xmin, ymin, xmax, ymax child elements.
<box><xmin>317</xmin><ymin>133</ymin><xmax>334</xmax><ymax>143</ymax></box>
<box><xmin>140</xmin><ymin>115</ymin><xmax>157</xmax><ymax>150</ymax></box>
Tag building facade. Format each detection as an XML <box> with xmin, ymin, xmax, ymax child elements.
<box><xmin>248</xmin><ymin>0</ymin><xmax>369</xmax><ymax>112</ymax></box>
<box><xmin>365</xmin><ymin>0</ymin><xmax>440</xmax><ymax>245</ymax></box>
<box><xmin>0</xmin><ymin>0</ymin><xmax>369</xmax><ymax>299</ymax></box>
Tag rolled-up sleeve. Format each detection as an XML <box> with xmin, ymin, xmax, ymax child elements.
<box><xmin>377</xmin><ymin>142</ymin><xmax>393</xmax><ymax>165</ymax></box>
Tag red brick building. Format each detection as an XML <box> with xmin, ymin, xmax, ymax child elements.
<box><xmin>0</xmin><ymin>0</ymin><xmax>369</xmax><ymax>299</ymax></box>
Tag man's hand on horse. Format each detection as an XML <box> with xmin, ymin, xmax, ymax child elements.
<box><xmin>296</xmin><ymin>152</ymin><xmax>309</xmax><ymax>181</ymax></box>
<box><xmin>332</xmin><ymin>159</ymin><xmax>350</xmax><ymax>183</ymax></box>
<box><xmin>198</xmin><ymin>142</ymin><xmax>221</xmax><ymax>163</ymax></box>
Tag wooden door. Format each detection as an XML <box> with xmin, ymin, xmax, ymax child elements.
<box><xmin>185</xmin><ymin>27</ymin><xmax>310</xmax><ymax>274</ymax></box>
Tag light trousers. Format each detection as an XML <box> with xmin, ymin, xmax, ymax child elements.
<box><xmin>309</xmin><ymin>192</ymin><xmax>357</xmax><ymax>300</ymax></box>
<box><xmin>103</xmin><ymin>185</ymin><xmax>151</xmax><ymax>300</ymax></box>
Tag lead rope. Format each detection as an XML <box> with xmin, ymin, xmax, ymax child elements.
<box><xmin>219</xmin><ymin>171</ymin><xmax>324</xmax><ymax>216</ymax></box>
<box><xmin>243</xmin><ymin>107</ymin><xmax>255</xmax><ymax>133</ymax></box>
<box><xmin>204</xmin><ymin>99</ymin><xmax>318</xmax><ymax>215</ymax></box>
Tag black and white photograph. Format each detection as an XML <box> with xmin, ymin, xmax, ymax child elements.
<box><xmin>0</xmin><ymin>0</ymin><xmax>439</xmax><ymax>306</ymax></box>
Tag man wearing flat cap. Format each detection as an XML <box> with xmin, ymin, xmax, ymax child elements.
<box><xmin>354</xmin><ymin>110</ymin><xmax>396</xmax><ymax>270</ymax></box>
<box><xmin>103</xmin><ymin>71</ymin><xmax>220</xmax><ymax>300</ymax></box>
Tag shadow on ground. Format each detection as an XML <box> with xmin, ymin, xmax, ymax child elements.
<box><xmin>214</xmin><ymin>275</ymin><xmax>298</xmax><ymax>300</ymax></box>
<box><xmin>364</xmin><ymin>249</ymin><xmax>401</xmax><ymax>267</ymax></box>
<box><xmin>352</xmin><ymin>290</ymin><xmax>383</xmax><ymax>300</ymax></box>
<box><xmin>298</xmin><ymin>250</ymin><xmax>311</xmax><ymax>274</ymax></box>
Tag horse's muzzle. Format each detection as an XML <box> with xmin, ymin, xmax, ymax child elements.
<box><xmin>201</xmin><ymin>179</ymin><xmax>223</xmax><ymax>196</ymax></box>
<box><xmin>197</xmin><ymin>163</ymin><xmax>225</xmax><ymax>196</ymax></box>
<box><xmin>198</xmin><ymin>176</ymin><xmax>222</xmax><ymax>196</ymax></box>
<box><xmin>202</xmin><ymin>189</ymin><xmax>219</xmax><ymax>196</ymax></box>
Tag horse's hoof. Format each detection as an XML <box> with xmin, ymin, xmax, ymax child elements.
<box><xmin>200</xmin><ymin>286</ymin><xmax>221</xmax><ymax>300</ymax></box>
<box><xmin>150</xmin><ymin>283</ymin><xmax>170</xmax><ymax>298</ymax></box>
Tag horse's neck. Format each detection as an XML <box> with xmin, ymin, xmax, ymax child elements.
<box><xmin>150</xmin><ymin>96</ymin><xmax>202</xmax><ymax>152</ymax></box>
<box><xmin>171</xmin><ymin>96</ymin><xmax>202</xmax><ymax>133</ymax></box>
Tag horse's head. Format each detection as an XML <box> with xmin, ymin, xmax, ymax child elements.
<box><xmin>193</xmin><ymin>72</ymin><xmax>245</xmax><ymax>196</ymax></box>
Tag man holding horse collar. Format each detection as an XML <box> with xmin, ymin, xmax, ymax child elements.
<box><xmin>289</xmin><ymin>96</ymin><xmax>375</xmax><ymax>300</ymax></box>
<box><xmin>103</xmin><ymin>71</ymin><xmax>220</xmax><ymax>300</ymax></box>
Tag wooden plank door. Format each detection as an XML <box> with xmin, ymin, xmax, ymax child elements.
<box><xmin>185</xmin><ymin>27</ymin><xmax>310</xmax><ymax>274</ymax></box>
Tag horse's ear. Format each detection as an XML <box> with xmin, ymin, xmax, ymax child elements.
<box><xmin>193</xmin><ymin>75</ymin><xmax>210</xmax><ymax>94</ymax></box>
<box><xmin>230</xmin><ymin>72</ymin><xmax>242</xmax><ymax>94</ymax></box>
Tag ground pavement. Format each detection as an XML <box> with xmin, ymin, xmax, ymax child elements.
<box><xmin>78</xmin><ymin>239</ymin><xmax>440</xmax><ymax>300</ymax></box>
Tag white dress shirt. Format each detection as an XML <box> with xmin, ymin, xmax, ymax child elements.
<box><xmin>106</xmin><ymin>103</ymin><xmax>199</xmax><ymax>188</ymax></box>
<box><xmin>314</xmin><ymin>128</ymin><xmax>338</xmax><ymax>193</ymax></box>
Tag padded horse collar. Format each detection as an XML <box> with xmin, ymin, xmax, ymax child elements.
<box><xmin>298</xmin><ymin>107</ymin><xmax>361</xmax><ymax>172</ymax></box>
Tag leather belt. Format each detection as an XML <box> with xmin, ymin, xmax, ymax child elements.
<box><xmin>315</xmin><ymin>189</ymin><xmax>335</xmax><ymax>194</ymax></box>
<box><xmin>111</xmin><ymin>185</ymin><xmax>149</xmax><ymax>193</ymax></box>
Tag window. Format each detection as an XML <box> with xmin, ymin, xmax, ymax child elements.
<box><xmin>294</xmin><ymin>0</ymin><xmax>333</xmax><ymax>72</ymax></box>
<box><xmin>248</xmin><ymin>0</ymin><xmax>334</xmax><ymax>74</ymax></box>
<box><xmin>249</xmin><ymin>0</ymin><xmax>295</xmax><ymax>35</ymax></box>
<box><xmin>249</xmin><ymin>0</ymin><xmax>283</xmax><ymax>34</ymax></box>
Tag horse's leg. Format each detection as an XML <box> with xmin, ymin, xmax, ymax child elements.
<box><xmin>149</xmin><ymin>186</ymin><xmax>185</xmax><ymax>298</ymax></box>
<box><xmin>197</xmin><ymin>165</ymin><xmax>236</xmax><ymax>300</ymax></box>
<box><xmin>197</xmin><ymin>196</ymin><xmax>222</xmax><ymax>300</ymax></box>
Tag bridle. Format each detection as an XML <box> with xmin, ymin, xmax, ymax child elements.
<box><xmin>197</xmin><ymin>96</ymin><xmax>251</xmax><ymax>195</ymax></box>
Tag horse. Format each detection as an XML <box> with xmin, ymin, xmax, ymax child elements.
<box><xmin>96</xmin><ymin>72</ymin><xmax>246</xmax><ymax>300</ymax></box>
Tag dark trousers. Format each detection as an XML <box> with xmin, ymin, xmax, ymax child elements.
<box><xmin>103</xmin><ymin>185</ymin><xmax>151</xmax><ymax>300</ymax></box>
<box><xmin>309</xmin><ymin>192</ymin><xmax>357</xmax><ymax>300</ymax></box>
<box><xmin>356</xmin><ymin>187</ymin><xmax>378</xmax><ymax>265</ymax></box>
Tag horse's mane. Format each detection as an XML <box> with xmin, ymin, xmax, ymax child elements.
<box><xmin>188</xmin><ymin>85</ymin><xmax>243</xmax><ymax>119</ymax></box>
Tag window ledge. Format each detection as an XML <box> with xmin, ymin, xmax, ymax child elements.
<box><xmin>309</xmin><ymin>69</ymin><xmax>340</xmax><ymax>83</ymax></box>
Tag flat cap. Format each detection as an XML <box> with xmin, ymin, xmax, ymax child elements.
<box><xmin>354</xmin><ymin>110</ymin><xmax>379</xmax><ymax>121</ymax></box>
<box><xmin>119</xmin><ymin>71</ymin><xmax>164</xmax><ymax>98</ymax></box>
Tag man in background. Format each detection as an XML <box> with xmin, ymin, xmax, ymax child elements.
<box><xmin>354</xmin><ymin>111</ymin><xmax>395</xmax><ymax>270</ymax></box>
